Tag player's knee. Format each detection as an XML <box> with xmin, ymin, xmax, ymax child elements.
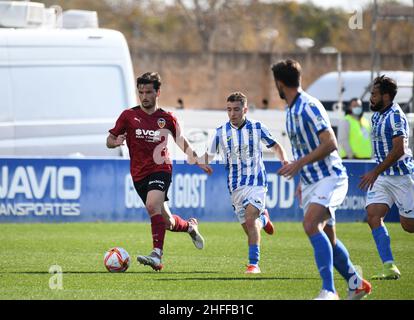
<box><xmin>245</xmin><ymin>216</ymin><xmax>257</xmax><ymax>230</ymax></box>
<box><xmin>302</xmin><ymin>219</ymin><xmax>318</xmax><ymax>236</ymax></box>
<box><xmin>145</xmin><ymin>202</ymin><xmax>161</xmax><ymax>216</ymax></box>
<box><xmin>366</xmin><ymin>213</ymin><xmax>381</xmax><ymax>229</ymax></box>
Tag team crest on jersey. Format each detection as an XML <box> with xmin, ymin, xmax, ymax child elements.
<box><xmin>157</xmin><ymin>118</ymin><xmax>166</xmax><ymax>128</ymax></box>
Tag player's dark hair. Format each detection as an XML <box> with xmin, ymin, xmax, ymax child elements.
<box><xmin>137</xmin><ymin>72</ymin><xmax>162</xmax><ymax>91</ymax></box>
<box><xmin>227</xmin><ymin>92</ymin><xmax>247</xmax><ymax>106</ymax></box>
<box><xmin>271</xmin><ymin>59</ymin><xmax>301</xmax><ymax>88</ymax></box>
<box><xmin>373</xmin><ymin>75</ymin><xmax>397</xmax><ymax>101</ymax></box>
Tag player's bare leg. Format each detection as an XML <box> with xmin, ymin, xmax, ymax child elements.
<box><xmin>367</xmin><ymin>204</ymin><xmax>400</xmax><ymax>280</ymax></box>
<box><xmin>400</xmin><ymin>216</ymin><xmax>414</xmax><ymax>233</ymax></box>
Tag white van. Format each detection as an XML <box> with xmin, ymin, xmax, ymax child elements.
<box><xmin>0</xmin><ymin>1</ymin><xmax>136</xmax><ymax>156</ymax></box>
<box><xmin>307</xmin><ymin>70</ymin><xmax>413</xmax><ymax>112</ymax></box>
<box><xmin>307</xmin><ymin>70</ymin><xmax>414</xmax><ymax>150</ymax></box>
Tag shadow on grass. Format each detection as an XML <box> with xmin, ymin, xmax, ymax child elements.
<box><xmin>0</xmin><ymin>271</ymin><xmax>219</xmax><ymax>275</ymax></box>
<box><xmin>153</xmin><ymin>277</ymin><xmax>319</xmax><ymax>281</ymax></box>
<box><xmin>0</xmin><ymin>271</ymin><xmax>319</xmax><ymax>281</ymax></box>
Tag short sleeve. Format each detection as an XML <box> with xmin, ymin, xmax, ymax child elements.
<box><xmin>260</xmin><ymin>123</ymin><xmax>277</xmax><ymax>148</ymax></box>
<box><xmin>390</xmin><ymin>110</ymin><xmax>405</xmax><ymax>138</ymax></box>
<box><xmin>207</xmin><ymin>129</ymin><xmax>221</xmax><ymax>156</ymax></box>
<box><xmin>109</xmin><ymin>110</ymin><xmax>127</xmax><ymax>136</ymax></box>
<box><xmin>304</xmin><ymin>102</ymin><xmax>329</xmax><ymax>134</ymax></box>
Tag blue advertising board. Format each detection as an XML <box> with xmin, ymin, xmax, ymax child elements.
<box><xmin>0</xmin><ymin>157</ymin><xmax>398</xmax><ymax>223</ymax></box>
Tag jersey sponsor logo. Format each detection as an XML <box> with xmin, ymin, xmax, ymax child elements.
<box><xmin>149</xmin><ymin>179</ymin><xmax>165</xmax><ymax>185</ymax></box>
<box><xmin>157</xmin><ymin>118</ymin><xmax>166</xmax><ymax>128</ymax></box>
<box><xmin>135</xmin><ymin>128</ymin><xmax>161</xmax><ymax>142</ymax></box>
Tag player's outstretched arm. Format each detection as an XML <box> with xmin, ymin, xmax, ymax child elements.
<box><xmin>359</xmin><ymin>136</ymin><xmax>405</xmax><ymax>190</ymax></box>
<box><xmin>271</xmin><ymin>142</ymin><xmax>289</xmax><ymax>165</ymax></box>
<box><xmin>106</xmin><ymin>133</ymin><xmax>126</xmax><ymax>149</ymax></box>
<box><xmin>175</xmin><ymin>135</ymin><xmax>213</xmax><ymax>175</ymax></box>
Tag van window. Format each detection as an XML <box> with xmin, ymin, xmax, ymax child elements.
<box><xmin>10</xmin><ymin>65</ymin><xmax>128</xmax><ymax>121</ymax></box>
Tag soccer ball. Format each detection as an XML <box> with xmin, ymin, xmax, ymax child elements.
<box><xmin>104</xmin><ymin>247</ymin><xmax>130</xmax><ymax>272</ymax></box>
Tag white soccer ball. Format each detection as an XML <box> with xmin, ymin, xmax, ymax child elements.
<box><xmin>104</xmin><ymin>247</ymin><xmax>130</xmax><ymax>273</ymax></box>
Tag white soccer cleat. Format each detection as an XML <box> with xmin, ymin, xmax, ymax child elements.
<box><xmin>346</xmin><ymin>279</ymin><xmax>372</xmax><ymax>300</ymax></box>
<box><xmin>245</xmin><ymin>264</ymin><xmax>261</xmax><ymax>274</ymax></box>
<box><xmin>137</xmin><ymin>251</ymin><xmax>163</xmax><ymax>271</ymax></box>
<box><xmin>187</xmin><ymin>218</ymin><xmax>205</xmax><ymax>249</ymax></box>
<box><xmin>313</xmin><ymin>289</ymin><xmax>339</xmax><ymax>300</ymax></box>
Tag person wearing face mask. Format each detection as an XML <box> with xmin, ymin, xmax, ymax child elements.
<box><xmin>338</xmin><ymin>98</ymin><xmax>373</xmax><ymax>159</ymax></box>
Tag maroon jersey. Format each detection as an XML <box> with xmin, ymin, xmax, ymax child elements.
<box><xmin>109</xmin><ymin>106</ymin><xmax>179</xmax><ymax>182</ymax></box>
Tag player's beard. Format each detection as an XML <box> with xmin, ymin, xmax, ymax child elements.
<box><xmin>142</xmin><ymin>100</ymin><xmax>155</xmax><ymax>109</ymax></box>
<box><xmin>277</xmin><ymin>83</ymin><xmax>286</xmax><ymax>100</ymax></box>
<box><xmin>370</xmin><ymin>99</ymin><xmax>384</xmax><ymax>112</ymax></box>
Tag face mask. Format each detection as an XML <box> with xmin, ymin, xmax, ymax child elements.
<box><xmin>351</xmin><ymin>106</ymin><xmax>363</xmax><ymax>116</ymax></box>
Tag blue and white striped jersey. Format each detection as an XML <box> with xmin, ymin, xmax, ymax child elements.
<box><xmin>208</xmin><ymin>118</ymin><xmax>277</xmax><ymax>193</ymax></box>
<box><xmin>286</xmin><ymin>91</ymin><xmax>347</xmax><ymax>185</ymax></box>
<box><xmin>371</xmin><ymin>103</ymin><xmax>414</xmax><ymax>175</ymax></box>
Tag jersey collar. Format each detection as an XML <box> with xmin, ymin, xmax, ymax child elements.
<box><xmin>379</xmin><ymin>102</ymin><xmax>394</xmax><ymax>115</ymax></box>
<box><xmin>229</xmin><ymin>118</ymin><xmax>248</xmax><ymax>130</ymax></box>
<box><xmin>288</xmin><ymin>92</ymin><xmax>301</xmax><ymax>109</ymax></box>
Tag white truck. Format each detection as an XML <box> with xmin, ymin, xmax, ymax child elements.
<box><xmin>0</xmin><ymin>1</ymin><xmax>136</xmax><ymax>157</ymax></box>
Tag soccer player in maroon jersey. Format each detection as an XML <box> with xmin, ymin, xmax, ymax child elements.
<box><xmin>106</xmin><ymin>72</ymin><xmax>212</xmax><ymax>271</ymax></box>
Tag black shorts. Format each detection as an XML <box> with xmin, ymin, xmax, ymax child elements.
<box><xmin>133</xmin><ymin>171</ymin><xmax>172</xmax><ymax>204</ymax></box>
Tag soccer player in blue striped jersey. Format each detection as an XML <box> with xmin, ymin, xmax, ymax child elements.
<box><xmin>272</xmin><ymin>59</ymin><xmax>372</xmax><ymax>300</ymax></box>
<box><xmin>359</xmin><ymin>75</ymin><xmax>414</xmax><ymax>280</ymax></box>
<box><xmin>202</xmin><ymin>92</ymin><xmax>289</xmax><ymax>274</ymax></box>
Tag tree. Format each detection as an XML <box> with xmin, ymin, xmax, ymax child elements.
<box><xmin>174</xmin><ymin>0</ymin><xmax>233</xmax><ymax>52</ymax></box>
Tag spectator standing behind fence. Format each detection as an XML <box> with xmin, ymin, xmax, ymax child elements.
<box><xmin>338</xmin><ymin>98</ymin><xmax>373</xmax><ymax>159</ymax></box>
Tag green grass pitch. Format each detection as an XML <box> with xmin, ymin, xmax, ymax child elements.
<box><xmin>0</xmin><ymin>222</ymin><xmax>413</xmax><ymax>300</ymax></box>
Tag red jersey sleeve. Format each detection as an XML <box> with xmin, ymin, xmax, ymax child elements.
<box><xmin>109</xmin><ymin>110</ymin><xmax>128</xmax><ymax>136</ymax></box>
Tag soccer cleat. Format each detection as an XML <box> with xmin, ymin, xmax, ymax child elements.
<box><xmin>137</xmin><ymin>251</ymin><xmax>163</xmax><ymax>271</ymax></box>
<box><xmin>371</xmin><ymin>262</ymin><xmax>401</xmax><ymax>280</ymax></box>
<box><xmin>262</xmin><ymin>209</ymin><xmax>275</xmax><ymax>235</ymax></box>
<box><xmin>346</xmin><ymin>279</ymin><xmax>372</xmax><ymax>300</ymax></box>
<box><xmin>187</xmin><ymin>218</ymin><xmax>205</xmax><ymax>249</ymax></box>
<box><xmin>245</xmin><ymin>264</ymin><xmax>261</xmax><ymax>274</ymax></box>
<box><xmin>313</xmin><ymin>289</ymin><xmax>339</xmax><ymax>300</ymax></box>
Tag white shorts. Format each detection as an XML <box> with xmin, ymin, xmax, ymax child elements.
<box><xmin>366</xmin><ymin>174</ymin><xmax>414</xmax><ymax>219</ymax></box>
<box><xmin>231</xmin><ymin>185</ymin><xmax>266</xmax><ymax>224</ymax></box>
<box><xmin>301</xmin><ymin>176</ymin><xmax>348</xmax><ymax>226</ymax></box>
